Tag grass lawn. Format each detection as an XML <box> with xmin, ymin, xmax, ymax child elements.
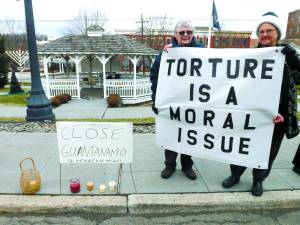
<box><xmin>0</xmin><ymin>88</ymin><xmax>10</xmax><ymax>93</ymax></box>
<box><xmin>0</xmin><ymin>117</ymin><xmax>155</xmax><ymax>124</ymax></box>
<box><xmin>0</xmin><ymin>92</ymin><xmax>29</xmax><ymax>106</ymax></box>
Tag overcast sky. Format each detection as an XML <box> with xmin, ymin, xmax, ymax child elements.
<box><xmin>1</xmin><ymin>0</ymin><xmax>300</xmax><ymax>37</ymax></box>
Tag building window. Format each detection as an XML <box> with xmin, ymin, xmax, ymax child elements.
<box><xmin>242</xmin><ymin>38</ymin><xmax>247</xmax><ymax>47</ymax></box>
<box><xmin>298</xmin><ymin>16</ymin><xmax>300</xmax><ymax>22</ymax></box>
<box><xmin>199</xmin><ymin>37</ymin><xmax>204</xmax><ymax>45</ymax></box>
<box><xmin>231</xmin><ymin>37</ymin><xmax>235</xmax><ymax>47</ymax></box>
<box><xmin>166</xmin><ymin>37</ymin><xmax>171</xmax><ymax>44</ymax></box>
<box><xmin>297</xmin><ymin>27</ymin><xmax>300</xmax><ymax>33</ymax></box>
<box><xmin>236</xmin><ymin>38</ymin><xmax>241</xmax><ymax>47</ymax></box>
<box><xmin>158</xmin><ymin>36</ymin><xmax>163</xmax><ymax>45</ymax></box>
<box><xmin>215</xmin><ymin>37</ymin><xmax>219</xmax><ymax>47</ymax></box>
<box><xmin>222</xmin><ymin>37</ymin><xmax>227</xmax><ymax>48</ymax></box>
<box><xmin>151</xmin><ymin>37</ymin><xmax>155</xmax><ymax>46</ymax></box>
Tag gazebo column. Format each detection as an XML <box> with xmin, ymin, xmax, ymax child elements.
<box><xmin>42</xmin><ymin>56</ymin><xmax>50</xmax><ymax>97</ymax></box>
<box><xmin>70</xmin><ymin>56</ymin><xmax>83</xmax><ymax>99</ymax></box>
<box><xmin>129</xmin><ymin>56</ymin><xmax>139</xmax><ymax>99</ymax></box>
<box><xmin>59</xmin><ymin>62</ymin><xmax>63</xmax><ymax>73</ymax></box>
<box><xmin>96</xmin><ymin>55</ymin><xmax>111</xmax><ymax>99</ymax></box>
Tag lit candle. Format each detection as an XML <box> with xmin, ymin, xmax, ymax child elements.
<box><xmin>70</xmin><ymin>178</ymin><xmax>80</xmax><ymax>193</ymax></box>
<box><xmin>29</xmin><ymin>180</ymin><xmax>38</xmax><ymax>188</ymax></box>
<box><xmin>86</xmin><ymin>181</ymin><xmax>94</xmax><ymax>192</ymax></box>
<box><xmin>109</xmin><ymin>181</ymin><xmax>116</xmax><ymax>192</ymax></box>
<box><xmin>99</xmin><ymin>184</ymin><xmax>106</xmax><ymax>193</ymax></box>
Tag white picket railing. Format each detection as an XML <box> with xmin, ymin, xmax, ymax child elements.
<box><xmin>42</xmin><ymin>78</ymin><xmax>79</xmax><ymax>98</ymax></box>
<box><xmin>106</xmin><ymin>79</ymin><xmax>151</xmax><ymax>104</ymax></box>
<box><xmin>106</xmin><ymin>79</ymin><xmax>151</xmax><ymax>96</ymax></box>
<box><xmin>42</xmin><ymin>78</ymin><xmax>152</xmax><ymax>104</ymax></box>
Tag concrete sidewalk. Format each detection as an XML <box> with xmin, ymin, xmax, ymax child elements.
<box><xmin>0</xmin><ymin>98</ymin><xmax>155</xmax><ymax>119</ymax></box>
<box><xmin>0</xmin><ymin>99</ymin><xmax>300</xmax><ymax>214</ymax></box>
<box><xmin>0</xmin><ymin>132</ymin><xmax>300</xmax><ymax>214</ymax></box>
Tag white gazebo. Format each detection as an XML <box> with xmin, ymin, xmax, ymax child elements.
<box><xmin>38</xmin><ymin>26</ymin><xmax>158</xmax><ymax>104</ymax></box>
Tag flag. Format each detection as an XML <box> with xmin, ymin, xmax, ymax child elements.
<box><xmin>212</xmin><ymin>0</ymin><xmax>221</xmax><ymax>30</ymax></box>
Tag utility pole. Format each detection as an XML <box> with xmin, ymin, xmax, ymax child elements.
<box><xmin>136</xmin><ymin>14</ymin><xmax>146</xmax><ymax>44</ymax></box>
<box><xmin>136</xmin><ymin>14</ymin><xmax>147</xmax><ymax>74</ymax></box>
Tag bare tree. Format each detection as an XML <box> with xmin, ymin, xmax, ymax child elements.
<box><xmin>64</xmin><ymin>8</ymin><xmax>107</xmax><ymax>35</ymax></box>
<box><xmin>0</xmin><ymin>18</ymin><xmax>26</xmax><ymax>35</ymax></box>
<box><xmin>142</xmin><ymin>15</ymin><xmax>173</xmax><ymax>48</ymax></box>
<box><xmin>0</xmin><ymin>18</ymin><xmax>27</xmax><ymax>50</ymax></box>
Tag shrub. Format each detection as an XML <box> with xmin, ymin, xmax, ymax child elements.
<box><xmin>0</xmin><ymin>36</ymin><xmax>9</xmax><ymax>88</ymax></box>
<box><xmin>62</xmin><ymin>93</ymin><xmax>71</xmax><ymax>101</ymax></box>
<box><xmin>106</xmin><ymin>94</ymin><xmax>122</xmax><ymax>107</ymax></box>
<box><xmin>50</xmin><ymin>97</ymin><xmax>61</xmax><ymax>107</ymax></box>
<box><xmin>55</xmin><ymin>94</ymin><xmax>69</xmax><ymax>104</ymax></box>
<box><xmin>0</xmin><ymin>73</ymin><xmax>8</xmax><ymax>88</ymax></box>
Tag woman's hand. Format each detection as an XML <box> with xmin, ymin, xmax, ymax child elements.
<box><xmin>163</xmin><ymin>44</ymin><xmax>173</xmax><ymax>52</ymax></box>
<box><xmin>273</xmin><ymin>114</ymin><xmax>284</xmax><ymax>124</ymax></box>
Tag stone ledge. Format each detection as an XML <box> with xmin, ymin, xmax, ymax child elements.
<box><xmin>128</xmin><ymin>190</ymin><xmax>300</xmax><ymax>214</ymax></box>
<box><xmin>0</xmin><ymin>195</ymin><xmax>127</xmax><ymax>214</ymax></box>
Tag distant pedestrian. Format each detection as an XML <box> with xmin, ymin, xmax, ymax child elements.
<box><xmin>150</xmin><ymin>20</ymin><xmax>204</xmax><ymax>180</ymax></box>
<box><xmin>292</xmin><ymin>144</ymin><xmax>300</xmax><ymax>175</ymax></box>
<box><xmin>222</xmin><ymin>12</ymin><xmax>300</xmax><ymax>196</ymax></box>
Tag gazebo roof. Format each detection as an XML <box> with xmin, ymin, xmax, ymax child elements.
<box><xmin>38</xmin><ymin>34</ymin><xmax>159</xmax><ymax>56</ymax></box>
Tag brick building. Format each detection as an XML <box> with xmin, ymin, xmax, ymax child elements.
<box><xmin>286</xmin><ymin>9</ymin><xmax>300</xmax><ymax>39</ymax></box>
<box><xmin>124</xmin><ymin>27</ymin><xmax>251</xmax><ymax>50</ymax></box>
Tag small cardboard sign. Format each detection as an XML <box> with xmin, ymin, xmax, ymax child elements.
<box><xmin>56</xmin><ymin>122</ymin><xmax>133</xmax><ymax>163</ymax></box>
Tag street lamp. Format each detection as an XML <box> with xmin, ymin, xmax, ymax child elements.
<box><xmin>19</xmin><ymin>0</ymin><xmax>55</xmax><ymax>121</ymax></box>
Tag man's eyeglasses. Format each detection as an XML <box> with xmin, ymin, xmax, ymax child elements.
<box><xmin>258</xmin><ymin>29</ymin><xmax>275</xmax><ymax>36</ymax></box>
<box><xmin>177</xmin><ymin>30</ymin><xmax>193</xmax><ymax>36</ymax></box>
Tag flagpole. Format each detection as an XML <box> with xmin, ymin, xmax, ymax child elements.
<box><xmin>207</xmin><ymin>0</ymin><xmax>213</xmax><ymax>48</ymax></box>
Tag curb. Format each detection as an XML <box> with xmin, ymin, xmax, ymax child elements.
<box><xmin>0</xmin><ymin>195</ymin><xmax>127</xmax><ymax>214</ymax></box>
<box><xmin>1</xmin><ymin>190</ymin><xmax>300</xmax><ymax>214</ymax></box>
<box><xmin>128</xmin><ymin>190</ymin><xmax>300</xmax><ymax>214</ymax></box>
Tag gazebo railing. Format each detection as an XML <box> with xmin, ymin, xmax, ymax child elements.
<box><xmin>42</xmin><ymin>78</ymin><xmax>79</xmax><ymax>98</ymax></box>
<box><xmin>41</xmin><ymin>77</ymin><xmax>152</xmax><ymax>104</ymax></box>
<box><xmin>106</xmin><ymin>78</ymin><xmax>151</xmax><ymax>98</ymax></box>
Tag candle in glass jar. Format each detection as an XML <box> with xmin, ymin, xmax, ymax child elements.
<box><xmin>99</xmin><ymin>184</ymin><xmax>106</xmax><ymax>193</ymax></box>
<box><xmin>86</xmin><ymin>181</ymin><xmax>94</xmax><ymax>192</ymax></box>
<box><xmin>109</xmin><ymin>181</ymin><xmax>116</xmax><ymax>192</ymax></box>
<box><xmin>29</xmin><ymin>180</ymin><xmax>38</xmax><ymax>187</ymax></box>
<box><xmin>70</xmin><ymin>178</ymin><xmax>80</xmax><ymax>193</ymax></box>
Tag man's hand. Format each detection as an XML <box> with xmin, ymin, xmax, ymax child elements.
<box><xmin>273</xmin><ymin>114</ymin><xmax>284</xmax><ymax>124</ymax></box>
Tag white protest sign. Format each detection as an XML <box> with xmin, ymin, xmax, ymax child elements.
<box><xmin>155</xmin><ymin>47</ymin><xmax>285</xmax><ymax>169</ymax></box>
<box><xmin>56</xmin><ymin>122</ymin><xmax>133</xmax><ymax>163</ymax></box>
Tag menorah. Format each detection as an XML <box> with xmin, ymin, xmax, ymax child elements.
<box><xmin>5</xmin><ymin>50</ymin><xmax>29</xmax><ymax>76</ymax></box>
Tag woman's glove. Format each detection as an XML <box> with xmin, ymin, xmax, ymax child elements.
<box><xmin>281</xmin><ymin>45</ymin><xmax>298</xmax><ymax>67</ymax></box>
<box><xmin>282</xmin><ymin>44</ymin><xmax>296</xmax><ymax>57</ymax></box>
<box><xmin>273</xmin><ymin>113</ymin><xmax>284</xmax><ymax>124</ymax></box>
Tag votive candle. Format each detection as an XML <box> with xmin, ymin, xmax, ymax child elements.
<box><xmin>70</xmin><ymin>178</ymin><xmax>80</xmax><ymax>193</ymax></box>
<box><xmin>86</xmin><ymin>181</ymin><xmax>94</xmax><ymax>192</ymax></box>
<box><xmin>99</xmin><ymin>184</ymin><xmax>106</xmax><ymax>193</ymax></box>
<box><xmin>109</xmin><ymin>181</ymin><xmax>116</xmax><ymax>192</ymax></box>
